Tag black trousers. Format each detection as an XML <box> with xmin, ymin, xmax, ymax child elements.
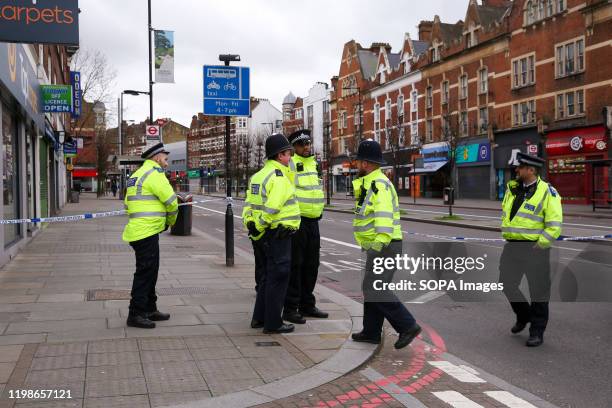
<box><xmin>252</xmin><ymin>231</ymin><xmax>292</xmax><ymax>330</ymax></box>
<box><xmin>499</xmin><ymin>242</ymin><xmax>551</xmax><ymax>335</ymax></box>
<box><xmin>285</xmin><ymin>218</ymin><xmax>320</xmax><ymax>312</ymax></box>
<box><xmin>129</xmin><ymin>234</ymin><xmax>160</xmax><ymax>316</ymax></box>
<box><xmin>251</xmin><ymin>238</ymin><xmax>266</xmax><ymax>292</ymax></box>
<box><xmin>362</xmin><ymin>241</ymin><xmax>417</xmax><ymax>337</ymax></box>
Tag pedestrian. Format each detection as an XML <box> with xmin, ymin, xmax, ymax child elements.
<box><xmin>350</xmin><ymin>139</ymin><xmax>422</xmax><ymax>349</ymax></box>
<box><xmin>283</xmin><ymin>129</ymin><xmax>328</xmax><ymax>324</ymax></box>
<box><xmin>499</xmin><ymin>152</ymin><xmax>562</xmax><ymax>347</ymax></box>
<box><xmin>111</xmin><ymin>180</ymin><xmax>118</xmax><ymax>197</ymax></box>
<box><xmin>123</xmin><ymin>143</ymin><xmax>179</xmax><ymax>329</ymax></box>
<box><xmin>243</xmin><ymin>134</ymin><xmax>301</xmax><ymax>334</ymax></box>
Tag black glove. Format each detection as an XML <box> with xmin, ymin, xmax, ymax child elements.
<box><xmin>275</xmin><ymin>225</ymin><xmax>295</xmax><ymax>240</ymax></box>
<box><xmin>247</xmin><ymin>221</ymin><xmax>259</xmax><ymax>237</ymax></box>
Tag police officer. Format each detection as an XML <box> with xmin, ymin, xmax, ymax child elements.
<box><xmin>123</xmin><ymin>143</ymin><xmax>179</xmax><ymax>329</ymax></box>
<box><xmin>282</xmin><ymin>129</ymin><xmax>328</xmax><ymax>324</ymax></box>
<box><xmin>350</xmin><ymin>139</ymin><xmax>421</xmax><ymax>349</ymax></box>
<box><xmin>500</xmin><ymin>152</ymin><xmax>563</xmax><ymax>347</ymax></box>
<box><xmin>243</xmin><ymin>134</ymin><xmax>301</xmax><ymax>334</ymax></box>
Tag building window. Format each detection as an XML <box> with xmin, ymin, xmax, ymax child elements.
<box><xmin>411</xmin><ymin>122</ymin><xmax>418</xmax><ymax>144</ymax></box>
<box><xmin>478</xmin><ymin>68</ymin><xmax>488</xmax><ymax>94</ymax></box>
<box><xmin>556</xmin><ymin>89</ymin><xmax>585</xmax><ymax>119</ymax></box>
<box><xmin>385</xmin><ymin>98</ymin><xmax>392</xmax><ymax>123</ymax></box>
<box><xmin>459</xmin><ymin>74</ymin><xmax>468</xmax><ymax>100</ymax></box>
<box><xmin>557</xmin><ymin>0</ymin><xmax>565</xmax><ymax>13</ymax></box>
<box><xmin>526</xmin><ymin>0</ymin><xmax>565</xmax><ymax>25</ymax></box>
<box><xmin>353</xmin><ymin>105</ymin><xmax>360</xmax><ymax>126</ymax></box>
<box><xmin>431</xmin><ymin>41</ymin><xmax>442</xmax><ymax>62</ymax></box>
<box><xmin>460</xmin><ymin>111</ymin><xmax>468</xmax><ymax>136</ymax></box>
<box><xmin>478</xmin><ymin>107</ymin><xmax>489</xmax><ymax>134</ymax></box>
<box><xmin>465</xmin><ymin>23</ymin><xmax>478</xmax><ymax>48</ymax></box>
<box><xmin>441</xmin><ymin>116</ymin><xmax>450</xmax><ymax>138</ymax></box>
<box><xmin>512</xmin><ymin>54</ymin><xmax>536</xmax><ymax>88</ymax></box>
<box><xmin>426</xmin><ymin>86</ymin><xmax>433</xmax><ymax>108</ymax></box>
<box><xmin>556</xmin><ymin>38</ymin><xmax>585</xmax><ymax>78</ymax></box>
<box><xmin>426</xmin><ymin>119</ymin><xmax>433</xmax><ymax>142</ymax></box>
<box><xmin>411</xmin><ymin>90</ymin><xmax>418</xmax><ymax>112</ymax></box>
<box><xmin>398</xmin><ymin>126</ymin><xmax>405</xmax><ymax>146</ymax></box>
<box><xmin>306</xmin><ymin>105</ymin><xmax>313</xmax><ymax>129</ymax></box>
<box><xmin>441</xmin><ymin>81</ymin><xmax>449</xmax><ymax>105</ymax></box>
<box><xmin>397</xmin><ymin>95</ymin><xmax>404</xmax><ymax>117</ymax></box>
<box><xmin>374</xmin><ymin>104</ymin><xmax>380</xmax><ymax>142</ymax></box>
<box><xmin>512</xmin><ymin>100</ymin><xmax>536</xmax><ymax>126</ymax></box>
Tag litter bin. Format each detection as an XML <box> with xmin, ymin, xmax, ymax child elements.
<box><xmin>70</xmin><ymin>190</ymin><xmax>80</xmax><ymax>203</ymax></box>
<box><xmin>171</xmin><ymin>193</ymin><xmax>193</xmax><ymax>236</ymax></box>
<box><xmin>443</xmin><ymin>187</ymin><xmax>455</xmax><ymax>205</ymax></box>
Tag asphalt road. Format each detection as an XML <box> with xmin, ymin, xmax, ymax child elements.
<box><xmin>189</xmin><ymin>196</ymin><xmax>612</xmax><ymax>408</ymax></box>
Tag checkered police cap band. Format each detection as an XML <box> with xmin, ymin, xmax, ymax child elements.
<box><xmin>291</xmin><ymin>133</ymin><xmax>311</xmax><ymax>145</ymax></box>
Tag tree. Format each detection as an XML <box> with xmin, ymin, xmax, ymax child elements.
<box><xmin>440</xmin><ymin>107</ymin><xmax>463</xmax><ymax>217</ymax></box>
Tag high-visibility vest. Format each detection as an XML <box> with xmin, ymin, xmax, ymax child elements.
<box><xmin>501</xmin><ymin>177</ymin><xmax>563</xmax><ymax>248</ymax></box>
<box><xmin>352</xmin><ymin>169</ymin><xmax>402</xmax><ymax>250</ymax></box>
<box><xmin>243</xmin><ymin>159</ymin><xmax>301</xmax><ymax>241</ymax></box>
<box><xmin>288</xmin><ymin>154</ymin><xmax>325</xmax><ymax>219</ymax></box>
<box><xmin>122</xmin><ymin>159</ymin><xmax>178</xmax><ymax>242</ymax></box>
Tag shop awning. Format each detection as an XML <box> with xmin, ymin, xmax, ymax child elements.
<box><xmin>409</xmin><ymin>161</ymin><xmax>448</xmax><ymax>174</ymax></box>
<box><xmin>73</xmin><ymin>169</ymin><xmax>98</xmax><ymax>178</ymax></box>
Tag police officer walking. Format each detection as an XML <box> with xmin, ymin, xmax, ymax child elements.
<box><xmin>123</xmin><ymin>143</ymin><xmax>179</xmax><ymax>329</ymax></box>
<box><xmin>500</xmin><ymin>152</ymin><xmax>563</xmax><ymax>347</ymax></box>
<box><xmin>283</xmin><ymin>129</ymin><xmax>328</xmax><ymax>324</ymax></box>
<box><xmin>350</xmin><ymin>139</ymin><xmax>421</xmax><ymax>349</ymax></box>
<box><xmin>243</xmin><ymin>134</ymin><xmax>301</xmax><ymax>334</ymax></box>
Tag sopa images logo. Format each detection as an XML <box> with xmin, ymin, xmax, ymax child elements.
<box><xmin>0</xmin><ymin>0</ymin><xmax>75</xmax><ymax>25</ymax></box>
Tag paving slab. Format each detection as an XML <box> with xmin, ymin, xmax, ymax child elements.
<box><xmin>0</xmin><ymin>345</ymin><xmax>23</xmax><ymax>362</ymax></box>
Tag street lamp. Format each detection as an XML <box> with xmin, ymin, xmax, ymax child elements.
<box><xmin>219</xmin><ymin>53</ymin><xmax>241</xmax><ymax>267</ymax></box>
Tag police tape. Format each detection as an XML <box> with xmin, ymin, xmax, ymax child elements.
<box><xmin>0</xmin><ymin>198</ymin><xmax>225</xmax><ymax>225</ymax></box>
<box><xmin>404</xmin><ymin>231</ymin><xmax>612</xmax><ymax>242</ymax></box>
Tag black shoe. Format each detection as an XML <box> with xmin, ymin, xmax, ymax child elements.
<box><xmin>511</xmin><ymin>321</ymin><xmax>528</xmax><ymax>334</ymax></box>
<box><xmin>300</xmin><ymin>307</ymin><xmax>329</xmax><ymax>319</ymax></box>
<box><xmin>394</xmin><ymin>324</ymin><xmax>422</xmax><ymax>349</ymax></box>
<box><xmin>526</xmin><ymin>334</ymin><xmax>543</xmax><ymax>347</ymax></box>
<box><xmin>351</xmin><ymin>332</ymin><xmax>381</xmax><ymax>344</ymax></box>
<box><xmin>148</xmin><ymin>311</ymin><xmax>170</xmax><ymax>321</ymax></box>
<box><xmin>263</xmin><ymin>324</ymin><xmax>295</xmax><ymax>334</ymax></box>
<box><xmin>283</xmin><ymin>311</ymin><xmax>306</xmax><ymax>324</ymax></box>
<box><xmin>250</xmin><ymin>319</ymin><xmax>264</xmax><ymax>329</ymax></box>
<box><xmin>126</xmin><ymin>315</ymin><xmax>156</xmax><ymax>329</ymax></box>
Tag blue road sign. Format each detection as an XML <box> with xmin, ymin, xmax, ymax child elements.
<box><xmin>203</xmin><ymin>65</ymin><xmax>250</xmax><ymax>116</ymax></box>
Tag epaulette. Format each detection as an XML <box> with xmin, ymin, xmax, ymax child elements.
<box><xmin>275</xmin><ymin>169</ymin><xmax>283</xmax><ymax>177</ymax></box>
<box><xmin>156</xmin><ymin>167</ymin><xmax>165</xmax><ymax>173</ymax></box>
<box><xmin>548</xmin><ymin>185</ymin><xmax>557</xmax><ymax>197</ymax></box>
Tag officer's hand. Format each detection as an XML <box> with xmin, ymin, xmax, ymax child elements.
<box><xmin>247</xmin><ymin>221</ymin><xmax>259</xmax><ymax>237</ymax></box>
<box><xmin>370</xmin><ymin>241</ymin><xmax>384</xmax><ymax>253</ymax></box>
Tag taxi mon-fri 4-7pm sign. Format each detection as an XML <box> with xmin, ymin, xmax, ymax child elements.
<box><xmin>0</xmin><ymin>0</ymin><xmax>79</xmax><ymax>45</ymax></box>
<box><xmin>203</xmin><ymin>65</ymin><xmax>250</xmax><ymax>117</ymax></box>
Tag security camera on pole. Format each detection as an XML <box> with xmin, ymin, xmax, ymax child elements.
<box><xmin>202</xmin><ymin>55</ymin><xmax>250</xmax><ymax>267</ymax></box>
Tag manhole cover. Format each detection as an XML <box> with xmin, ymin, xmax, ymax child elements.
<box><xmin>255</xmin><ymin>341</ymin><xmax>281</xmax><ymax>347</ymax></box>
<box><xmin>87</xmin><ymin>287</ymin><xmax>209</xmax><ymax>301</ymax></box>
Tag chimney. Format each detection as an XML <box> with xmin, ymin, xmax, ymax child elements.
<box><xmin>418</xmin><ymin>21</ymin><xmax>434</xmax><ymax>42</ymax></box>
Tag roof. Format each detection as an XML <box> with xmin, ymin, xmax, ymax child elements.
<box><xmin>283</xmin><ymin>92</ymin><xmax>297</xmax><ymax>105</ymax></box>
<box><xmin>388</xmin><ymin>53</ymin><xmax>402</xmax><ymax>70</ymax></box>
<box><xmin>412</xmin><ymin>40</ymin><xmax>430</xmax><ymax>57</ymax></box>
<box><xmin>357</xmin><ymin>50</ymin><xmax>378</xmax><ymax>78</ymax></box>
<box><xmin>476</xmin><ymin>4</ymin><xmax>510</xmax><ymax>26</ymax></box>
<box><xmin>439</xmin><ymin>22</ymin><xmax>464</xmax><ymax>43</ymax></box>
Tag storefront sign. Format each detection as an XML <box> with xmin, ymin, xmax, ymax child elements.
<box><xmin>493</xmin><ymin>129</ymin><xmax>541</xmax><ymax>169</ymax></box>
<box><xmin>545</xmin><ymin>126</ymin><xmax>608</xmax><ymax>156</ymax></box>
<box><xmin>41</xmin><ymin>84</ymin><xmax>73</xmax><ymax>113</ymax></box>
<box><xmin>70</xmin><ymin>71</ymin><xmax>82</xmax><ymax>118</ymax></box>
<box><xmin>187</xmin><ymin>169</ymin><xmax>200</xmax><ymax>179</ymax></box>
<box><xmin>422</xmin><ymin>142</ymin><xmax>449</xmax><ymax>163</ymax></box>
<box><xmin>455</xmin><ymin>142</ymin><xmax>490</xmax><ymax>165</ymax></box>
<box><xmin>0</xmin><ymin>42</ymin><xmax>43</xmax><ymax>129</ymax></box>
<box><xmin>63</xmin><ymin>139</ymin><xmax>77</xmax><ymax>157</ymax></box>
<box><xmin>0</xmin><ymin>0</ymin><xmax>79</xmax><ymax>45</ymax></box>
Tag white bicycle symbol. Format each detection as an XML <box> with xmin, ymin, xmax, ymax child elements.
<box><xmin>224</xmin><ymin>83</ymin><xmax>237</xmax><ymax>91</ymax></box>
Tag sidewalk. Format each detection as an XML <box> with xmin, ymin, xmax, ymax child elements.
<box><xmin>0</xmin><ymin>195</ymin><xmax>376</xmax><ymax>408</ymax></box>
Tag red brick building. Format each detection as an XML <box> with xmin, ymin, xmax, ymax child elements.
<box><xmin>282</xmin><ymin>93</ymin><xmax>304</xmax><ymax>136</ymax></box>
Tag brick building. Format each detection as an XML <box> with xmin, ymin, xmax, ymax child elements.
<box><xmin>282</xmin><ymin>92</ymin><xmax>304</xmax><ymax>136</ymax></box>
<box><xmin>122</xmin><ymin>118</ymin><xmax>188</xmax><ymax>158</ymax></box>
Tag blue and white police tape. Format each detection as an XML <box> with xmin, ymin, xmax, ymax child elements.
<box><xmin>0</xmin><ymin>198</ymin><xmax>223</xmax><ymax>225</ymax></box>
<box><xmin>404</xmin><ymin>231</ymin><xmax>612</xmax><ymax>242</ymax></box>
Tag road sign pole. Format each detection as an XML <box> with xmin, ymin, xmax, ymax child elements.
<box><xmin>224</xmin><ymin>60</ymin><xmax>235</xmax><ymax>267</ymax></box>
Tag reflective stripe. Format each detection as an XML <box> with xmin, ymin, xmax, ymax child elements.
<box><xmin>534</xmin><ymin>189</ymin><xmax>549</xmax><ymax>215</ymax></box>
<box><xmin>259</xmin><ymin>217</ymin><xmax>268</xmax><ymax>226</ymax></box>
<box><xmin>164</xmin><ymin>194</ymin><xmax>177</xmax><ymax>206</ymax></box>
<box><xmin>260</xmin><ymin>171</ymin><xmax>276</xmax><ymax>200</ymax></box>
<box><xmin>360</xmin><ymin>189</ymin><xmax>374</xmax><ymax>215</ymax></box>
<box><xmin>129</xmin><ymin>211</ymin><xmax>167</xmax><ymax>219</ymax></box>
<box><xmin>264</xmin><ymin>207</ymin><xmax>281</xmax><ymax>215</ymax></box>
<box><xmin>501</xmin><ymin>227</ymin><xmax>543</xmax><ymax>235</ymax></box>
<box><xmin>289</xmin><ymin>161</ymin><xmax>296</xmax><ymax>172</ymax></box>
<box><xmin>296</xmin><ymin>172</ymin><xmax>318</xmax><ymax>178</ymax></box>
<box><xmin>276</xmin><ymin>215</ymin><xmax>301</xmax><ymax>223</ymax></box>
<box><xmin>355</xmin><ymin>211</ymin><xmax>394</xmax><ymax>220</ymax></box>
<box><xmin>515</xmin><ymin>212</ymin><xmax>544</xmax><ymax>222</ymax></box>
<box><xmin>296</xmin><ymin>185</ymin><xmax>322</xmax><ymax>191</ymax></box>
<box><xmin>136</xmin><ymin>168</ymin><xmax>156</xmax><ymax>195</ymax></box>
<box><xmin>250</xmin><ymin>203</ymin><xmax>264</xmax><ymax>210</ymax></box>
<box><xmin>285</xmin><ymin>198</ymin><xmax>298</xmax><ymax>205</ymax></box>
<box><xmin>375</xmin><ymin>227</ymin><xmax>394</xmax><ymax>234</ymax></box>
<box><xmin>541</xmin><ymin>230</ymin><xmax>556</xmax><ymax>242</ymax></box>
<box><xmin>376</xmin><ymin>178</ymin><xmax>400</xmax><ymax>212</ymax></box>
<box><xmin>393</xmin><ymin>219</ymin><xmax>401</xmax><ymax>226</ymax></box>
<box><xmin>166</xmin><ymin>211</ymin><xmax>178</xmax><ymax>217</ymax></box>
<box><xmin>545</xmin><ymin>221</ymin><xmax>562</xmax><ymax>228</ymax></box>
<box><xmin>354</xmin><ymin>224</ymin><xmax>373</xmax><ymax>232</ymax></box>
<box><xmin>296</xmin><ymin>197</ymin><xmax>325</xmax><ymax>204</ymax></box>
<box><xmin>501</xmin><ymin>211</ymin><xmax>507</xmax><ymax>218</ymax></box>
<box><xmin>127</xmin><ymin>195</ymin><xmax>159</xmax><ymax>201</ymax></box>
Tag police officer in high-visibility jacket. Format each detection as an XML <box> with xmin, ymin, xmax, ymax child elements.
<box><xmin>500</xmin><ymin>152</ymin><xmax>563</xmax><ymax>347</ymax></box>
<box><xmin>350</xmin><ymin>139</ymin><xmax>421</xmax><ymax>350</ymax></box>
<box><xmin>282</xmin><ymin>129</ymin><xmax>328</xmax><ymax>324</ymax></box>
<box><xmin>243</xmin><ymin>134</ymin><xmax>301</xmax><ymax>334</ymax></box>
<box><xmin>123</xmin><ymin>143</ymin><xmax>178</xmax><ymax>329</ymax></box>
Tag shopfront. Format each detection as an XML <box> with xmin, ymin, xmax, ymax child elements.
<box><xmin>455</xmin><ymin>139</ymin><xmax>491</xmax><ymax>199</ymax></box>
<box><xmin>545</xmin><ymin>125</ymin><xmax>609</xmax><ymax>204</ymax></box>
<box><xmin>412</xmin><ymin>142</ymin><xmax>449</xmax><ymax>198</ymax></box>
<box><xmin>493</xmin><ymin>128</ymin><xmax>542</xmax><ymax>200</ymax></box>
<box><xmin>72</xmin><ymin>168</ymin><xmax>98</xmax><ymax>192</ymax></box>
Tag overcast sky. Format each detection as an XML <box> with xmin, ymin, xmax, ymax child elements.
<box><xmin>79</xmin><ymin>0</ymin><xmax>466</xmax><ymax>128</ymax></box>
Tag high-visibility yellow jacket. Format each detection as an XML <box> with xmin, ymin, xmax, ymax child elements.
<box><xmin>122</xmin><ymin>160</ymin><xmax>178</xmax><ymax>242</ymax></box>
<box><xmin>501</xmin><ymin>177</ymin><xmax>563</xmax><ymax>248</ymax></box>
<box><xmin>242</xmin><ymin>159</ymin><xmax>301</xmax><ymax>240</ymax></box>
<box><xmin>288</xmin><ymin>154</ymin><xmax>325</xmax><ymax>219</ymax></box>
<box><xmin>352</xmin><ymin>169</ymin><xmax>402</xmax><ymax>250</ymax></box>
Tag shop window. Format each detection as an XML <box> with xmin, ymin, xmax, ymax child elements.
<box><xmin>2</xmin><ymin>106</ymin><xmax>21</xmax><ymax>246</ymax></box>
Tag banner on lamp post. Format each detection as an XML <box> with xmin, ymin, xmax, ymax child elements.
<box><xmin>154</xmin><ymin>30</ymin><xmax>174</xmax><ymax>83</ymax></box>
